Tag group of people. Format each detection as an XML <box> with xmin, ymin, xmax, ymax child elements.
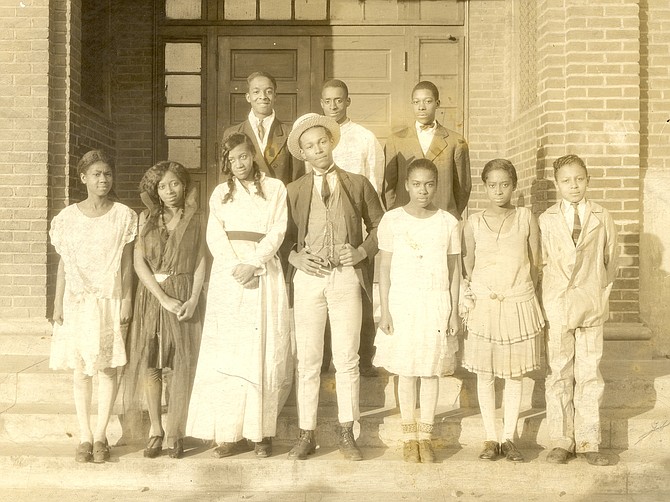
<box><xmin>48</xmin><ymin>71</ymin><xmax>619</xmax><ymax>469</ymax></box>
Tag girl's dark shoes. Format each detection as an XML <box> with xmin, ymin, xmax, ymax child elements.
<box><xmin>75</xmin><ymin>442</ymin><xmax>92</xmax><ymax>463</ymax></box>
<box><xmin>92</xmin><ymin>439</ymin><xmax>110</xmax><ymax>463</ymax></box>
<box><xmin>501</xmin><ymin>439</ymin><xmax>524</xmax><ymax>462</ymax></box>
<box><xmin>254</xmin><ymin>437</ymin><xmax>272</xmax><ymax>458</ymax></box>
<box><xmin>418</xmin><ymin>440</ymin><xmax>435</xmax><ymax>463</ymax></box>
<box><xmin>168</xmin><ymin>438</ymin><xmax>184</xmax><ymax>459</ymax></box>
<box><xmin>479</xmin><ymin>441</ymin><xmax>500</xmax><ymax>460</ymax></box>
<box><xmin>546</xmin><ymin>447</ymin><xmax>573</xmax><ymax>464</ymax></box>
<box><xmin>578</xmin><ymin>451</ymin><xmax>609</xmax><ymax>466</ymax></box>
<box><xmin>144</xmin><ymin>435</ymin><xmax>163</xmax><ymax>458</ymax></box>
<box><xmin>402</xmin><ymin>440</ymin><xmax>420</xmax><ymax>463</ymax></box>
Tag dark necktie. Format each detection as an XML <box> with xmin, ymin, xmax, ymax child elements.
<box><xmin>572</xmin><ymin>202</ymin><xmax>581</xmax><ymax>245</ymax></box>
<box><xmin>319</xmin><ymin>168</ymin><xmax>333</xmax><ymax>205</ymax></box>
<box><xmin>257</xmin><ymin>119</ymin><xmax>265</xmax><ymax>142</ymax></box>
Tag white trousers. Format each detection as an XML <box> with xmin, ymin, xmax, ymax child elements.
<box><xmin>293</xmin><ymin>266</ymin><xmax>362</xmax><ymax>430</ymax></box>
<box><xmin>545</xmin><ymin>321</ymin><xmax>604</xmax><ymax>453</ymax></box>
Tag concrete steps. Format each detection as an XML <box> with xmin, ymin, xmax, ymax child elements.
<box><xmin>0</xmin><ymin>442</ymin><xmax>668</xmax><ymax>498</ymax></box>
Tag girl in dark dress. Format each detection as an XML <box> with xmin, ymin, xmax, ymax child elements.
<box><xmin>125</xmin><ymin>161</ymin><xmax>206</xmax><ymax>459</ymax></box>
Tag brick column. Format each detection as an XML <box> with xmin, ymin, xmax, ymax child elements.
<box><xmin>535</xmin><ymin>0</ymin><xmax>641</xmax><ymax>322</ymax></box>
<box><xmin>0</xmin><ymin>0</ymin><xmax>54</xmax><ymax>318</ymax></box>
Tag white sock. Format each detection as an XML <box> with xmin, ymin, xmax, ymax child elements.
<box><xmin>502</xmin><ymin>377</ymin><xmax>523</xmax><ymax>441</ymax></box>
<box><xmin>73</xmin><ymin>369</ymin><xmax>93</xmax><ymax>444</ymax></box>
<box><xmin>398</xmin><ymin>376</ymin><xmax>417</xmax><ymax>440</ymax></box>
<box><xmin>94</xmin><ymin>367</ymin><xmax>118</xmax><ymax>443</ymax></box>
<box><xmin>418</xmin><ymin>377</ymin><xmax>439</xmax><ymax>440</ymax></box>
<box><xmin>477</xmin><ymin>373</ymin><xmax>498</xmax><ymax>442</ymax></box>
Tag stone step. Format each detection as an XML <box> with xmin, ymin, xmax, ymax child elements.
<box><xmin>3</xmin><ymin>354</ymin><xmax>669</xmax><ymax>412</ymax></box>
<box><xmin>0</xmin><ymin>442</ymin><xmax>667</xmax><ymax>498</ymax></box>
<box><xmin>2</xmin><ymin>402</ymin><xmax>668</xmax><ymax>451</ymax></box>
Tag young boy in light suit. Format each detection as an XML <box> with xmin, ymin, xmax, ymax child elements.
<box><xmin>540</xmin><ymin>154</ymin><xmax>619</xmax><ymax>466</ymax></box>
<box><xmin>283</xmin><ymin>113</ymin><xmax>384</xmax><ymax>462</ymax></box>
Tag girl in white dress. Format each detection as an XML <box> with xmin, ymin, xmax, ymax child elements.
<box><xmin>375</xmin><ymin>159</ymin><xmax>461</xmax><ymax>463</ymax></box>
<box><xmin>186</xmin><ymin>133</ymin><xmax>292</xmax><ymax>458</ymax></box>
<box><xmin>461</xmin><ymin>159</ymin><xmax>543</xmax><ymax>462</ymax></box>
<box><xmin>49</xmin><ymin>150</ymin><xmax>137</xmax><ymax>463</ymax></box>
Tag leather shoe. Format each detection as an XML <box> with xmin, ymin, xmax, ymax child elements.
<box><xmin>144</xmin><ymin>434</ymin><xmax>163</xmax><ymax>459</ymax></box>
<box><xmin>546</xmin><ymin>447</ymin><xmax>574</xmax><ymax>464</ymax></box>
<box><xmin>418</xmin><ymin>440</ymin><xmax>435</xmax><ymax>463</ymax></box>
<box><xmin>92</xmin><ymin>439</ymin><xmax>110</xmax><ymax>464</ymax></box>
<box><xmin>254</xmin><ymin>437</ymin><xmax>272</xmax><ymax>458</ymax></box>
<box><xmin>478</xmin><ymin>441</ymin><xmax>499</xmax><ymax>460</ymax></box>
<box><xmin>212</xmin><ymin>440</ymin><xmax>251</xmax><ymax>458</ymax></box>
<box><xmin>578</xmin><ymin>451</ymin><xmax>610</xmax><ymax>466</ymax></box>
<box><xmin>500</xmin><ymin>439</ymin><xmax>524</xmax><ymax>462</ymax></box>
<box><xmin>288</xmin><ymin>429</ymin><xmax>316</xmax><ymax>460</ymax></box>
<box><xmin>403</xmin><ymin>440</ymin><xmax>420</xmax><ymax>463</ymax></box>
<box><xmin>75</xmin><ymin>442</ymin><xmax>92</xmax><ymax>463</ymax></box>
<box><xmin>168</xmin><ymin>438</ymin><xmax>183</xmax><ymax>459</ymax></box>
<box><xmin>338</xmin><ymin>422</ymin><xmax>362</xmax><ymax>461</ymax></box>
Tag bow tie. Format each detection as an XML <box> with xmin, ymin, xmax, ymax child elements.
<box><xmin>419</xmin><ymin>122</ymin><xmax>435</xmax><ymax>131</ymax></box>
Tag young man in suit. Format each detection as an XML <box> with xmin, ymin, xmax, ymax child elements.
<box><xmin>383</xmin><ymin>81</ymin><xmax>471</xmax><ymax>219</ymax></box>
<box><xmin>319</xmin><ymin>79</ymin><xmax>385</xmax><ymax>377</ymax></box>
<box><xmin>284</xmin><ymin>113</ymin><xmax>384</xmax><ymax>461</ymax></box>
<box><xmin>223</xmin><ymin>71</ymin><xmax>303</xmax><ymax>185</ymax></box>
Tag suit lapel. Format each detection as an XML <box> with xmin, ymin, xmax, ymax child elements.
<box><xmin>426</xmin><ymin>125</ymin><xmax>450</xmax><ymax>161</ymax></box>
<box><xmin>295</xmin><ymin>174</ymin><xmax>313</xmax><ymax>240</ymax></box>
<box><xmin>402</xmin><ymin>128</ymin><xmax>426</xmax><ymax>160</ymax></box>
<box><xmin>579</xmin><ymin>201</ymin><xmax>602</xmax><ymax>244</ymax></box>
<box><xmin>240</xmin><ymin>120</ymin><xmax>269</xmax><ymax>171</ymax></box>
<box><xmin>265</xmin><ymin>120</ymin><xmax>287</xmax><ymax>165</ymax></box>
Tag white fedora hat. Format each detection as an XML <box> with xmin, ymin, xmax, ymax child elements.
<box><xmin>287</xmin><ymin>113</ymin><xmax>341</xmax><ymax>159</ymax></box>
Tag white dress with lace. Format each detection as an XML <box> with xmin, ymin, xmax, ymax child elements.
<box><xmin>49</xmin><ymin>202</ymin><xmax>137</xmax><ymax>376</ymax></box>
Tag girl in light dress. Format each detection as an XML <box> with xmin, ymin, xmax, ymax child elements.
<box><xmin>375</xmin><ymin>159</ymin><xmax>461</xmax><ymax>463</ymax></box>
<box><xmin>124</xmin><ymin>161</ymin><xmax>205</xmax><ymax>459</ymax></box>
<box><xmin>461</xmin><ymin>159</ymin><xmax>543</xmax><ymax>462</ymax></box>
<box><xmin>186</xmin><ymin>132</ymin><xmax>292</xmax><ymax>458</ymax></box>
<box><xmin>49</xmin><ymin>150</ymin><xmax>137</xmax><ymax>463</ymax></box>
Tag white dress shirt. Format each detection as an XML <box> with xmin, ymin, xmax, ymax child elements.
<box><xmin>415</xmin><ymin>121</ymin><xmax>437</xmax><ymax>156</ymax></box>
<box><xmin>248</xmin><ymin>110</ymin><xmax>275</xmax><ymax>154</ymax></box>
<box><xmin>332</xmin><ymin>119</ymin><xmax>384</xmax><ymax>193</ymax></box>
<box><xmin>561</xmin><ymin>199</ymin><xmax>587</xmax><ymax>232</ymax></box>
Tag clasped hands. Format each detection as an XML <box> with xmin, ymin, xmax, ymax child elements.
<box><xmin>289</xmin><ymin>244</ymin><xmax>365</xmax><ymax>277</ymax></box>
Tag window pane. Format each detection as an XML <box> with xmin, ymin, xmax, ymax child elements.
<box><xmin>168</xmin><ymin>139</ymin><xmax>201</xmax><ymax>170</ymax></box>
<box><xmin>165</xmin><ymin>107</ymin><xmax>201</xmax><ymax>136</ymax></box>
<box><xmin>165</xmin><ymin>0</ymin><xmax>202</xmax><ymax>19</ymax></box>
<box><xmin>165</xmin><ymin>43</ymin><xmax>201</xmax><ymax>73</ymax></box>
<box><xmin>165</xmin><ymin>75</ymin><xmax>201</xmax><ymax>105</ymax></box>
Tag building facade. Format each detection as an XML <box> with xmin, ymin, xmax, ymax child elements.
<box><xmin>1</xmin><ymin>0</ymin><xmax>668</xmax><ymax>354</ymax></box>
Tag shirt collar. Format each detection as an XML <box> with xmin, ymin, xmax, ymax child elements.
<box><xmin>415</xmin><ymin>120</ymin><xmax>437</xmax><ymax>132</ymax></box>
<box><xmin>249</xmin><ymin>109</ymin><xmax>275</xmax><ymax>126</ymax></box>
<box><xmin>562</xmin><ymin>198</ymin><xmax>587</xmax><ymax>212</ymax></box>
<box><xmin>313</xmin><ymin>164</ymin><xmax>336</xmax><ymax>177</ymax></box>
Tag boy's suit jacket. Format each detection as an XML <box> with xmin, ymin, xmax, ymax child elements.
<box><xmin>283</xmin><ymin>167</ymin><xmax>384</xmax><ymax>303</ymax></box>
<box><xmin>224</xmin><ymin>118</ymin><xmax>304</xmax><ymax>186</ymax></box>
<box><xmin>383</xmin><ymin>123</ymin><xmax>471</xmax><ymax>218</ymax></box>
<box><xmin>539</xmin><ymin>200</ymin><xmax>619</xmax><ymax>329</ymax></box>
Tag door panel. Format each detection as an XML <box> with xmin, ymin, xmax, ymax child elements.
<box><xmin>218</xmin><ymin>36</ymin><xmax>311</xmax><ymax>138</ymax></box>
<box><xmin>310</xmin><ymin>36</ymin><xmax>406</xmax><ymax>143</ymax></box>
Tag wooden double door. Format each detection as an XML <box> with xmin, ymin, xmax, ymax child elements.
<box><xmin>202</xmin><ymin>27</ymin><xmax>464</xmax><ymax>200</ymax></box>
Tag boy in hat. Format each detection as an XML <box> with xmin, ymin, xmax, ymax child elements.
<box><xmin>283</xmin><ymin>113</ymin><xmax>384</xmax><ymax>461</ymax></box>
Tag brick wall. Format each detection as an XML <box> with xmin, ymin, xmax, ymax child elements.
<box><xmin>0</xmin><ymin>0</ymin><xmax>52</xmax><ymax>317</ymax></box>
<box><xmin>639</xmin><ymin>0</ymin><xmax>670</xmax><ymax>354</ymax></box>
<box><xmin>533</xmin><ymin>0</ymin><xmax>641</xmax><ymax>322</ymax></box>
<box><xmin>110</xmin><ymin>0</ymin><xmax>154</xmax><ymax>212</ymax></box>
<box><xmin>467</xmin><ymin>0</ymin><xmax>511</xmax><ymax>212</ymax></box>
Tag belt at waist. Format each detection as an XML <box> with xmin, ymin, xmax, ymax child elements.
<box><xmin>226</xmin><ymin>230</ymin><xmax>266</xmax><ymax>243</ymax></box>
<box><xmin>470</xmin><ymin>282</ymin><xmax>536</xmax><ymax>303</ymax></box>
<box><xmin>153</xmin><ymin>272</ymin><xmax>188</xmax><ymax>284</ymax></box>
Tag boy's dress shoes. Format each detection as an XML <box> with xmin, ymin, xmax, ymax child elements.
<box><xmin>578</xmin><ymin>451</ymin><xmax>610</xmax><ymax>466</ymax></box>
<box><xmin>546</xmin><ymin>447</ymin><xmax>574</xmax><ymax>464</ymax></box>
<box><xmin>288</xmin><ymin>429</ymin><xmax>316</xmax><ymax>460</ymax></box>
<box><xmin>338</xmin><ymin>422</ymin><xmax>363</xmax><ymax>461</ymax></box>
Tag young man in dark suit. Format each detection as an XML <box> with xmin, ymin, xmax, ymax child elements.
<box><xmin>223</xmin><ymin>71</ymin><xmax>303</xmax><ymax>185</ymax></box>
<box><xmin>383</xmin><ymin>81</ymin><xmax>471</xmax><ymax>218</ymax></box>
